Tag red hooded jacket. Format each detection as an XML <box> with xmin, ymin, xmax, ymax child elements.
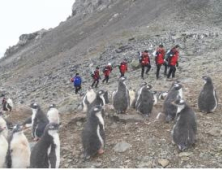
<box><xmin>103</xmin><ymin>65</ymin><xmax>112</xmax><ymax>76</ymax></box>
<box><xmin>141</xmin><ymin>52</ymin><xmax>150</xmax><ymax>66</ymax></box>
<box><xmin>120</xmin><ymin>61</ymin><xmax>128</xmax><ymax>73</ymax></box>
<box><xmin>169</xmin><ymin>48</ymin><xmax>179</xmax><ymax>66</ymax></box>
<box><xmin>93</xmin><ymin>69</ymin><xmax>100</xmax><ymax>80</ymax></box>
<box><xmin>155</xmin><ymin>48</ymin><xmax>165</xmax><ymax>65</ymax></box>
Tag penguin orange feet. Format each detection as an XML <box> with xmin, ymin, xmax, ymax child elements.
<box><xmin>98</xmin><ymin>148</ymin><xmax>104</xmax><ymax>155</ymax></box>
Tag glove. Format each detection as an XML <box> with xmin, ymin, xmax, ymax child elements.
<box><xmin>176</xmin><ymin>62</ymin><xmax>179</xmax><ymax>67</ymax></box>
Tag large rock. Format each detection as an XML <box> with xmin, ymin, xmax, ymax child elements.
<box><xmin>113</xmin><ymin>141</ymin><xmax>132</xmax><ymax>153</ymax></box>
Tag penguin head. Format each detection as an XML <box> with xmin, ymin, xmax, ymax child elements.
<box><xmin>30</xmin><ymin>103</ymin><xmax>39</xmax><ymax>109</ymax></box>
<box><xmin>144</xmin><ymin>84</ymin><xmax>152</xmax><ymax>90</ymax></box>
<box><xmin>202</xmin><ymin>76</ymin><xmax>212</xmax><ymax>83</ymax></box>
<box><xmin>12</xmin><ymin>124</ymin><xmax>23</xmax><ymax>134</ymax></box>
<box><xmin>46</xmin><ymin>123</ymin><xmax>60</xmax><ymax>136</ymax></box>
<box><xmin>173</xmin><ymin>83</ymin><xmax>183</xmax><ymax>90</ymax></box>
<box><xmin>158</xmin><ymin>91</ymin><xmax>168</xmax><ymax>100</ymax></box>
<box><xmin>140</xmin><ymin>82</ymin><xmax>147</xmax><ymax>87</ymax></box>
<box><xmin>49</xmin><ymin>104</ymin><xmax>56</xmax><ymax>109</ymax></box>
<box><xmin>98</xmin><ymin>90</ymin><xmax>109</xmax><ymax>105</ymax></box>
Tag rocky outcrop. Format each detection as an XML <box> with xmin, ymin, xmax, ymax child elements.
<box><xmin>72</xmin><ymin>0</ymin><xmax>116</xmax><ymax>17</ymax></box>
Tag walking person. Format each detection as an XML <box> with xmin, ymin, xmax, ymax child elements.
<box><xmin>91</xmin><ymin>66</ymin><xmax>101</xmax><ymax>88</ymax></box>
<box><xmin>167</xmin><ymin>45</ymin><xmax>180</xmax><ymax>79</ymax></box>
<box><xmin>155</xmin><ymin>44</ymin><xmax>165</xmax><ymax>79</ymax></box>
<box><xmin>140</xmin><ymin>50</ymin><xmax>151</xmax><ymax>79</ymax></box>
<box><xmin>71</xmin><ymin>73</ymin><xmax>82</xmax><ymax>94</ymax></box>
<box><xmin>119</xmin><ymin>59</ymin><xmax>128</xmax><ymax>77</ymax></box>
<box><xmin>102</xmin><ymin>63</ymin><xmax>113</xmax><ymax>83</ymax></box>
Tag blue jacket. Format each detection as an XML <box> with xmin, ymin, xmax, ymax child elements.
<box><xmin>73</xmin><ymin>75</ymin><xmax>82</xmax><ymax>86</ymax></box>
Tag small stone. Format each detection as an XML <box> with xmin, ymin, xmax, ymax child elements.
<box><xmin>178</xmin><ymin>152</ymin><xmax>193</xmax><ymax>157</ymax></box>
<box><xmin>158</xmin><ymin>159</ymin><xmax>169</xmax><ymax>168</ymax></box>
<box><xmin>181</xmin><ymin>157</ymin><xmax>190</xmax><ymax>161</ymax></box>
<box><xmin>136</xmin><ymin>161</ymin><xmax>152</xmax><ymax>168</ymax></box>
<box><xmin>76</xmin><ymin>121</ymin><xmax>82</xmax><ymax>126</ymax></box>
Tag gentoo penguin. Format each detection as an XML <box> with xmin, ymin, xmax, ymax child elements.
<box><xmin>198</xmin><ymin>76</ymin><xmax>218</xmax><ymax>113</ymax></box>
<box><xmin>30</xmin><ymin>103</ymin><xmax>49</xmax><ymax>140</ymax></box>
<box><xmin>82</xmin><ymin>87</ymin><xmax>97</xmax><ymax>112</ymax></box>
<box><xmin>0</xmin><ymin>126</ymin><xmax>8</xmax><ymax>168</ymax></box>
<box><xmin>30</xmin><ymin>123</ymin><xmax>60</xmax><ymax>168</ymax></box>
<box><xmin>2</xmin><ymin>97</ymin><xmax>14</xmax><ymax>112</ymax></box>
<box><xmin>128</xmin><ymin>88</ymin><xmax>136</xmax><ymax>108</ymax></box>
<box><xmin>82</xmin><ymin>105</ymin><xmax>105</xmax><ymax>159</ymax></box>
<box><xmin>112</xmin><ymin>77</ymin><xmax>130</xmax><ymax>114</ymax></box>
<box><xmin>87</xmin><ymin>90</ymin><xmax>109</xmax><ymax>114</ymax></box>
<box><xmin>47</xmin><ymin>104</ymin><xmax>60</xmax><ymax>124</ymax></box>
<box><xmin>171</xmin><ymin>97</ymin><xmax>197</xmax><ymax>151</ymax></box>
<box><xmin>135</xmin><ymin>84</ymin><xmax>154</xmax><ymax>116</ymax></box>
<box><xmin>0</xmin><ymin>115</ymin><xmax>8</xmax><ymax>139</ymax></box>
<box><xmin>163</xmin><ymin>83</ymin><xmax>183</xmax><ymax>122</ymax></box>
<box><xmin>7</xmin><ymin>124</ymin><xmax>31</xmax><ymax>168</ymax></box>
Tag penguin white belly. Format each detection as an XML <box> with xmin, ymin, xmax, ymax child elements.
<box><xmin>10</xmin><ymin>135</ymin><xmax>30</xmax><ymax>168</ymax></box>
<box><xmin>48</xmin><ymin>132</ymin><xmax>60</xmax><ymax>168</ymax></box>
<box><xmin>97</xmin><ymin>125</ymin><xmax>104</xmax><ymax>148</ymax></box>
<box><xmin>47</xmin><ymin>109</ymin><xmax>60</xmax><ymax>124</ymax></box>
<box><xmin>153</xmin><ymin>94</ymin><xmax>157</xmax><ymax>105</ymax></box>
<box><xmin>178</xmin><ymin>89</ymin><xmax>183</xmax><ymax>99</ymax></box>
<box><xmin>0</xmin><ymin>135</ymin><xmax>8</xmax><ymax>168</ymax></box>
<box><xmin>82</xmin><ymin>95</ymin><xmax>88</xmax><ymax>112</ymax></box>
<box><xmin>211</xmin><ymin>89</ymin><xmax>218</xmax><ymax>112</ymax></box>
<box><xmin>129</xmin><ymin>90</ymin><xmax>135</xmax><ymax>107</ymax></box>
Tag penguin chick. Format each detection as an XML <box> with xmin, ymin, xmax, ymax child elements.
<box><xmin>30</xmin><ymin>123</ymin><xmax>60</xmax><ymax>168</ymax></box>
<box><xmin>82</xmin><ymin>105</ymin><xmax>105</xmax><ymax>160</ymax></box>
<box><xmin>47</xmin><ymin>104</ymin><xmax>60</xmax><ymax>124</ymax></box>
<box><xmin>171</xmin><ymin>97</ymin><xmax>197</xmax><ymax>151</ymax></box>
<box><xmin>7</xmin><ymin>124</ymin><xmax>31</xmax><ymax>168</ymax></box>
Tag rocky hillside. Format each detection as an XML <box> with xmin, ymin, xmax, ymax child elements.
<box><xmin>1</xmin><ymin>0</ymin><xmax>222</xmax><ymax>168</ymax></box>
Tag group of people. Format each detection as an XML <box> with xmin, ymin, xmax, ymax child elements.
<box><xmin>71</xmin><ymin>44</ymin><xmax>180</xmax><ymax>93</ymax></box>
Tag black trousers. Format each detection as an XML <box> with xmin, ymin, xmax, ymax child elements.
<box><xmin>167</xmin><ymin>65</ymin><xmax>176</xmax><ymax>78</ymax></box>
<box><xmin>120</xmin><ymin>72</ymin><xmax>125</xmax><ymax>77</ymax></box>
<box><xmin>91</xmin><ymin>79</ymin><xmax>99</xmax><ymax>88</ymax></box>
<box><xmin>75</xmin><ymin>86</ymin><xmax>81</xmax><ymax>94</ymax></box>
<box><xmin>141</xmin><ymin>64</ymin><xmax>151</xmax><ymax>78</ymax></box>
<box><xmin>156</xmin><ymin>64</ymin><xmax>162</xmax><ymax>79</ymax></box>
<box><xmin>102</xmin><ymin>75</ymin><xmax>109</xmax><ymax>83</ymax></box>
<box><xmin>163</xmin><ymin>62</ymin><xmax>168</xmax><ymax>75</ymax></box>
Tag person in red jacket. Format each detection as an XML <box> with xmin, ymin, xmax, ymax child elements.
<box><xmin>102</xmin><ymin>63</ymin><xmax>113</xmax><ymax>83</ymax></box>
<box><xmin>91</xmin><ymin>66</ymin><xmax>101</xmax><ymax>88</ymax></box>
<box><xmin>155</xmin><ymin>44</ymin><xmax>166</xmax><ymax>79</ymax></box>
<box><xmin>140</xmin><ymin>50</ymin><xmax>151</xmax><ymax>79</ymax></box>
<box><xmin>119</xmin><ymin>59</ymin><xmax>128</xmax><ymax>77</ymax></box>
<box><xmin>167</xmin><ymin>45</ymin><xmax>180</xmax><ymax>79</ymax></box>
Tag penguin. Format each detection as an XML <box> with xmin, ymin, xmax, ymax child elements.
<box><xmin>135</xmin><ymin>84</ymin><xmax>154</xmax><ymax>116</ymax></box>
<box><xmin>87</xmin><ymin>90</ymin><xmax>109</xmax><ymax>114</ymax></box>
<box><xmin>0</xmin><ymin>115</ymin><xmax>8</xmax><ymax>139</ymax></box>
<box><xmin>47</xmin><ymin>104</ymin><xmax>60</xmax><ymax>124</ymax></box>
<box><xmin>82</xmin><ymin>105</ymin><xmax>105</xmax><ymax>159</ymax></box>
<box><xmin>30</xmin><ymin>122</ymin><xmax>60</xmax><ymax>168</ymax></box>
<box><xmin>7</xmin><ymin>124</ymin><xmax>31</xmax><ymax>168</ymax></box>
<box><xmin>128</xmin><ymin>88</ymin><xmax>136</xmax><ymax>108</ymax></box>
<box><xmin>152</xmin><ymin>91</ymin><xmax>158</xmax><ymax>106</ymax></box>
<box><xmin>112</xmin><ymin>77</ymin><xmax>130</xmax><ymax>114</ymax></box>
<box><xmin>0</xmin><ymin>126</ymin><xmax>8</xmax><ymax>168</ymax></box>
<box><xmin>30</xmin><ymin>103</ymin><xmax>49</xmax><ymax>141</ymax></box>
<box><xmin>163</xmin><ymin>83</ymin><xmax>183</xmax><ymax>122</ymax></box>
<box><xmin>198</xmin><ymin>76</ymin><xmax>218</xmax><ymax>113</ymax></box>
<box><xmin>82</xmin><ymin>87</ymin><xmax>97</xmax><ymax>112</ymax></box>
<box><xmin>171</xmin><ymin>97</ymin><xmax>197</xmax><ymax>151</ymax></box>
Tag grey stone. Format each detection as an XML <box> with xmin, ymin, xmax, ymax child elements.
<box><xmin>158</xmin><ymin>159</ymin><xmax>170</xmax><ymax>168</ymax></box>
<box><xmin>113</xmin><ymin>141</ymin><xmax>132</xmax><ymax>153</ymax></box>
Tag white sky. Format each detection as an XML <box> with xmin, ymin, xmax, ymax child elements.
<box><xmin>0</xmin><ymin>0</ymin><xmax>75</xmax><ymax>58</ymax></box>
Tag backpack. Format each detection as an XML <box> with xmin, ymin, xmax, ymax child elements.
<box><xmin>120</xmin><ymin>63</ymin><xmax>127</xmax><ymax>72</ymax></box>
<box><xmin>166</xmin><ymin>49</ymin><xmax>174</xmax><ymax>60</ymax></box>
<box><xmin>74</xmin><ymin>76</ymin><xmax>81</xmax><ymax>86</ymax></box>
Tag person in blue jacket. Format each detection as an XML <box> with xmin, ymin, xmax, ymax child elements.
<box><xmin>71</xmin><ymin>73</ymin><xmax>82</xmax><ymax>94</ymax></box>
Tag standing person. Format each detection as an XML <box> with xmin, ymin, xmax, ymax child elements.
<box><xmin>102</xmin><ymin>63</ymin><xmax>113</xmax><ymax>83</ymax></box>
<box><xmin>119</xmin><ymin>59</ymin><xmax>128</xmax><ymax>77</ymax></box>
<box><xmin>167</xmin><ymin>45</ymin><xmax>180</xmax><ymax>79</ymax></box>
<box><xmin>155</xmin><ymin>44</ymin><xmax>166</xmax><ymax>79</ymax></box>
<box><xmin>140</xmin><ymin>50</ymin><xmax>151</xmax><ymax>79</ymax></box>
<box><xmin>71</xmin><ymin>73</ymin><xmax>82</xmax><ymax>94</ymax></box>
<box><xmin>91</xmin><ymin>66</ymin><xmax>100</xmax><ymax>88</ymax></box>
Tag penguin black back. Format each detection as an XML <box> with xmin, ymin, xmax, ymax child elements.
<box><xmin>113</xmin><ymin>77</ymin><xmax>130</xmax><ymax>114</ymax></box>
<box><xmin>163</xmin><ymin>83</ymin><xmax>183</xmax><ymax>122</ymax></box>
<box><xmin>198</xmin><ymin>76</ymin><xmax>218</xmax><ymax>113</ymax></box>
<box><xmin>30</xmin><ymin>122</ymin><xmax>60</xmax><ymax>168</ymax></box>
<box><xmin>82</xmin><ymin>105</ymin><xmax>105</xmax><ymax>159</ymax></box>
<box><xmin>172</xmin><ymin>97</ymin><xmax>197</xmax><ymax>151</ymax></box>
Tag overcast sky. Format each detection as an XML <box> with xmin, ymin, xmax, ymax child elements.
<box><xmin>0</xmin><ymin>0</ymin><xmax>75</xmax><ymax>58</ymax></box>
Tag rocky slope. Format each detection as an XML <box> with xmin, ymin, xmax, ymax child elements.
<box><xmin>1</xmin><ymin>0</ymin><xmax>222</xmax><ymax>168</ymax></box>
